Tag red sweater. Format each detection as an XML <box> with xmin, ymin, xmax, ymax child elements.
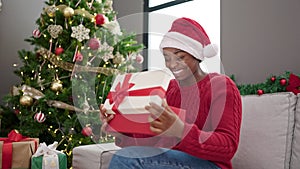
<box><xmin>115</xmin><ymin>73</ymin><xmax>242</xmax><ymax>169</ymax></box>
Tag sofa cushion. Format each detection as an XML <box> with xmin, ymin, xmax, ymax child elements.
<box><xmin>232</xmin><ymin>92</ymin><xmax>297</xmax><ymax>169</ymax></box>
<box><xmin>291</xmin><ymin>93</ymin><xmax>300</xmax><ymax>169</ymax></box>
<box><xmin>72</xmin><ymin>143</ymin><xmax>121</xmax><ymax>169</ymax></box>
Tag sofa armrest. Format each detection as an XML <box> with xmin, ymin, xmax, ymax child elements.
<box><xmin>291</xmin><ymin>93</ymin><xmax>300</xmax><ymax>169</ymax></box>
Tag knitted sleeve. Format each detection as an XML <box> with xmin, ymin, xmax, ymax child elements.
<box><xmin>173</xmin><ymin>75</ymin><xmax>242</xmax><ymax>164</ymax></box>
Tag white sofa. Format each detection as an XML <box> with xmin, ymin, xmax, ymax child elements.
<box><xmin>232</xmin><ymin>92</ymin><xmax>299</xmax><ymax>169</ymax></box>
<box><xmin>72</xmin><ymin>92</ymin><xmax>300</xmax><ymax>169</ymax></box>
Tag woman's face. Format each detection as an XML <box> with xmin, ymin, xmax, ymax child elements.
<box><xmin>163</xmin><ymin>47</ymin><xmax>200</xmax><ymax>85</ymax></box>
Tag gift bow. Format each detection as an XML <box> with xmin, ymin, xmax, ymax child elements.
<box><xmin>0</xmin><ymin>130</ymin><xmax>38</xmax><ymax>169</ymax></box>
<box><xmin>7</xmin><ymin>129</ymin><xmax>24</xmax><ymax>141</ymax></box>
<box><xmin>32</xmin><ymin>142</ymin><xmax>62</xmax><ymax>169</ymax></box>
<box><xmin>107</xmin><ymin>73</ymin><xmax>135</xmax><ymax>108</ymax></box>
<box><xmin>32</xmin><ymin>141</ymin><xmax>62</xmax><ymax>157</ymax></box>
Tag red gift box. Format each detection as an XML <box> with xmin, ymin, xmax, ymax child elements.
<box><xmin>0</xmin><ymin>130</ymin><xmax>38</xmax><ymax>169</ymax></box>
<box><xmin>106</xmin><ymin>106</ymin><xmax>186</xmax><ymax>135</ymax></box>
<box><xmin>103</xmin><ymin>70</ymin><xmax>186</xmax><ymax>135</ymax></box>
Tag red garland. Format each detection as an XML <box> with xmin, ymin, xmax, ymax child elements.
<box><xmin>286</xmin><ymin>73</ymin><xmax>300</xmax><ymax>95</ymax></box>
<box><xmin>257</xmin><ymin>89</ymin><xmax>264</xmax><ymax>96</ymax></box>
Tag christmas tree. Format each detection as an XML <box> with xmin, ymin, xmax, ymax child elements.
<box><xmin>1</xmin><ymin>0</ymin><xmax>143</xmax><ymax>167</ymax></box>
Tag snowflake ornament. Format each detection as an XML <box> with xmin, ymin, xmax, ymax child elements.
<box><xmin>47</xmin><ymin>25</ymin><xmax>63</xmax><ymax>39</ymax></box>
<box><xmin>71</xmin><ymin>24</ymin><xmax>90</xmax><ymax>42</ymax></box>
<box><xmin>100</xmin><ymin>42</ymin><xmax>114</xmax><ymax>61</ymax></box>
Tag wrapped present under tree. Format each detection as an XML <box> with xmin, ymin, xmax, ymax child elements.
<box><xmin>0</xmin><ymin>130</ymin><xmax>38</xmax><ymax>169</ymax></box>
<box><xmin>31</xmin><ymin>142</ymin><xmax>67</xmax><ymax>169</ymax></box>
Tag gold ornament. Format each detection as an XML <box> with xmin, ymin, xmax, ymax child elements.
<box><xmin>56</xmin><ymin>5</ymin><xmax>94</xmax><ymax>20</ymax></box>
<box><xmin>20</xmin><ymin>95</ymin><xmax>33</xmax><ymax>106</ymax></box>
<box><xmin>50</xmin><ymin>80</ymin><xmax>63</xmax><ymax>92</ymax></box>
<box><xmin>46</xmin><ymin>5</ymin><xmax>57</xmax><ymax>17</ymax></box>
<box><xmin>113</xmin><ymin>53</ymin><xmax>124</xmax><ymax>64</ymax></box>
<box><xmin>63</xmin><ymin>7</ymin><xmax>74</xmax><ymax>18</ymax></box>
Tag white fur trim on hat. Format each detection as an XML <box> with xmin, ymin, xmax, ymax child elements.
<box><xmin>203</xmin><ymin>44</ymin><xmax>218</xmax><ymax>58</ymax></box>
<box><xmin>160</xmin><ymin>32</ymin><xmax>218</xmax><ymax>60</ymax></box>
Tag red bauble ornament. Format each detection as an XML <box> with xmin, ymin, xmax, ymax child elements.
<box><xmin>135</xmin><ymin>54</ymin><xmax>144</xmax><ymax>64</ymax></box>
<box><xmin>88</xmin><ymin>38</ymin><xmax>100</xmax><ymax>50</ymax></box>
<box><xmin>68</xmin><ymin>96</ymin><xmax>73</xmax><ymax>102</ymax></box>
<box><xmin>32</xmin><ymin>29</ymin><xmax>41</xmax><ymax>38</ymax></box>
<box><xmin>270</xmin><ymin>76</ymin><xmax>276</xmax><ymax>82</ymax></box>
<box><xmin>14</xmin><ymin>109</ymin><xmax>20</xmax><ymax>115</ymax></box>
<box><xmin>95</xmin><ymin>14</ymin><xmax>106</xmax><ymax>26</ymax></box>
<box><xmin>257</xmin><ymin>89</ymin><xmax>264</xmax><ymax>96</ymax></box>
<box><xmin>280</xmin><ymin>78</ymin><xmax>287</xmax><ymax>86</ymax></box>
<box><xmin>81</xmin><ymin>126</ymin><xmax>93</xmax><ymax>137</ymax></box>
<box><xmin>34</xmin><ymin>112</ymin><xmax>46</xmax><ymax>123</ymax></box>
<box><xmin>55</xmin><ymin>47</ymin><xmax>64</xmax><ymax>55</ymax></box>
<box><xmin>75</xmin><ymin>52</ymin><xmax>83</xmax><ymax>62</ymax></box>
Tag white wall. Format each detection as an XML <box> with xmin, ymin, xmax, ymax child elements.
<box><xmin>148</xmin><ymin>0</ymin><xmax>220</xmax><ymax>73</ymax></box>
<box><xmin>222</xmin><ymin>0</ymin><xmax>300</xmax><ymax>83</ymax></box>
<box><xmin>0</xmin><ymin>0</ymin><xmax>45</xmax><ymax>103</ymax></box>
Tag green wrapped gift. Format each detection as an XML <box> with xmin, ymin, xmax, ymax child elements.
<box><xmin>31</xmin><ymin>142</ymin><xmax>67</xmax><ymax>169</ymax></box>
<box><xmin>31</xmin><ymin>153</ymin><xmax>66</xmax><ymax>169</ymax></box>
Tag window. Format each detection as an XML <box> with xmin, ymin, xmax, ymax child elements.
<box><xmin>144</xmin><ymin>0</ymin><xmax>221</xmax><ymax>73</ymax></box>
<box><xmin>149</xmin><ymin>0</ymin><xmax>176</xmax><ymax>8</ymax></box>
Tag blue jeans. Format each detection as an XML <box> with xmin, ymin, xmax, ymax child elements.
<box><xmin>108</xmin><ymin>146</ymin><xmax>220</xmax><ymax>169</ymax></box>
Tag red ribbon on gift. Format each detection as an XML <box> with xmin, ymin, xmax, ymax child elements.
<box><xmin>107</xmin><ymin>73</ymin><xmax>166</xmax><ymax>114</ymax></box>
<box><xmin>0</xmin><ymin>130</ymin><xmax>38</xmax><ymax>169</ymax></box>
<box><xmin>107</xmin><ymin>74</ymin><xmax>135</xmax><ymax>108</ymax></box>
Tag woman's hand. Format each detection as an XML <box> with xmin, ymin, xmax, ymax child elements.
<box><xmin>99</xmin><ymin>104</ymin><xmax>120</xmax><ymax>137</ymax></box>
<box><xmin>145</xmin><ymin>100</ymin><xmax>184</xmax><ymax>139</ymax></box>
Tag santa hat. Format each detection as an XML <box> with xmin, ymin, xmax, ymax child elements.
<box><xmin>159</xmin><ymin>17</ymin><xmax>218</xmax><ymax>61</ymax></box>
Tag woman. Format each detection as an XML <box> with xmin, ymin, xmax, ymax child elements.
<box><xmin>100</xmin><ymin>17</ymin><xmax>242</xmax><ymax>169</ymax></box>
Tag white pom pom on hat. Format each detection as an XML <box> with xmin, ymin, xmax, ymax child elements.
<box><xmin>159</xmin><ymin>17</ymin><xmax>218</xmax><ymax>61</ymax></box>
<box><xmin>203</xmin><ymin>44</ymin><xmax>218</xmax><ymax>58</ymax></box>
